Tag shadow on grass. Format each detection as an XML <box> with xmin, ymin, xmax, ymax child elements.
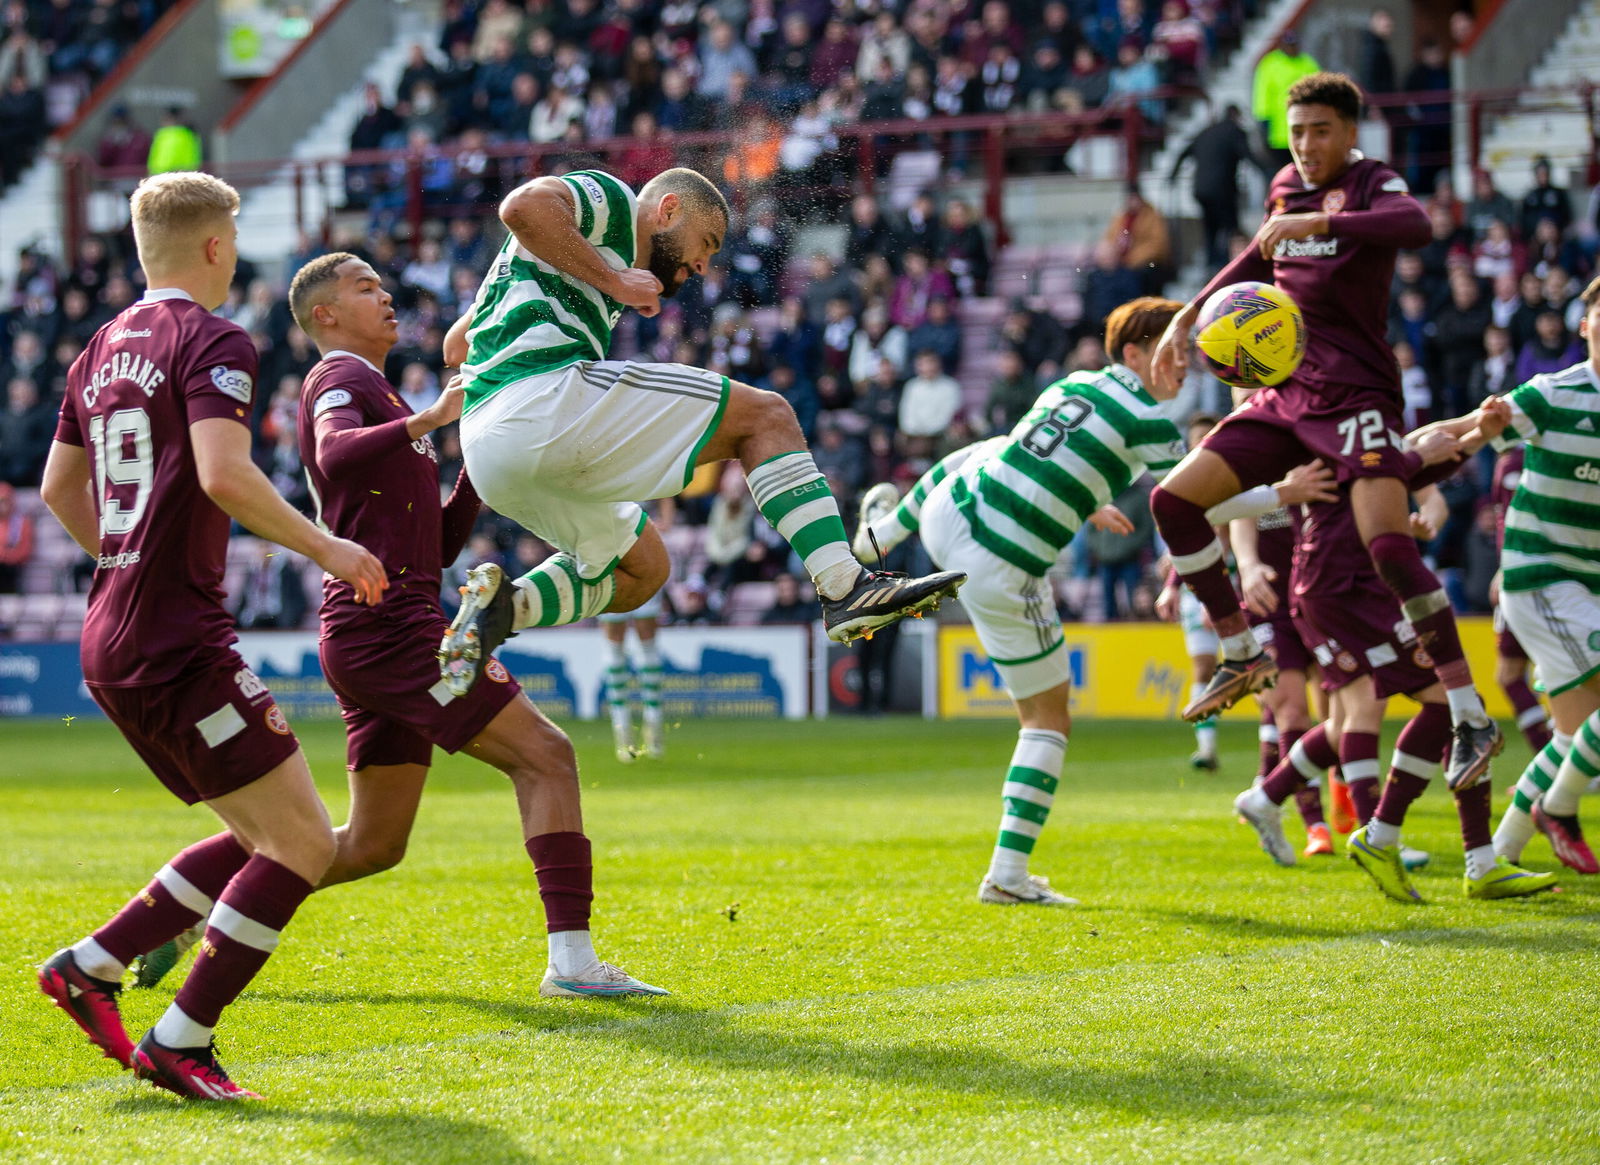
<box><xmin>110</xmin><ymin>1091</ymin><xmax>540</xmax><ymax>1164</ymax></box>
<box><xmin>253</xmin><ymin>988</ymin><xmax>1344</xmax><ymax>1118</ymax></box>
<box><xmin>1143</xmin><ymin>905</ymin><xmax>1599</xmax><ymax>950</ymax></box>
<box><xmin>1141</xmin><ymin>908</ymin><xmax>1358</xmax><ymax>941</ymax></box>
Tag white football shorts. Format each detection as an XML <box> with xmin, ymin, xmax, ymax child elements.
<box><xmin>1501</xmin><ymin>581</ymin><xmax>1600</xmax><ymax>696</ymax></box>
<box><xmin>920</xmin><ymin>479</ymin><xmax>1069</xmax><ymax>700</ymax></box>
<box><xmin>462</xmin><ymin>360</ymin><xmax>730</xmax><ymax>580</ymax></box>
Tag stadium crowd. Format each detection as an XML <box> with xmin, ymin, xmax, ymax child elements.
<box><xmin>1</xmin><ymin>0</ymin><xmax>1594</xmax><ymax>633</ymax></box>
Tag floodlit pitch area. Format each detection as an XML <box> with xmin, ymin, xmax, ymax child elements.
<box><xmin>3</xmin><ymin>717</ymin><xmax>1597</xmax><ymax>1162</ymax></box>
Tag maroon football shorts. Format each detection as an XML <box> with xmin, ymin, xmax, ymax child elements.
<box><xmin>1202</xmin><ymin>382</ymin><xmax>1412</xmax><ymax>488</ymax></box>
<box><xmin>88</xmin><ymin>650</ymin><xmax>301</xmax><ymax>806</ymax></box>
<box><xmin>1493</xmin><ymin>604</ymin><xmax>1528</xmax><ymax>662</ymax></box>
<box><xmin>1294</xmin><ymin>578</ymin><xmax>1436</xmax><ymax>699</ymax></box>
<box><xmin>319</xmin><ymin>609</ymin><xmax>521</xmax><ymax>771</ymax></box>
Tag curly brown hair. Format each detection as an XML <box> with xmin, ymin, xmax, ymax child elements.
<box><xmin>1285</xmin><ymin>72</ymin><xmax>1363</xmax><ymax>122</ymax></box>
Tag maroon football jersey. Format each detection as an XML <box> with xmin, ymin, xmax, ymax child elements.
<box><xmin>1199</xmin><ymin>155</ymin><xmax>1430</xmax><ymax>400</ymax></box>
<box><xmin>56</xmin><ymin>290</ymin><xmax>258</xmax><ymax>686</ymax></box>
<box><xmin>1491</xmin><ymin>447</ymin><xmax>1523</xmax><ymax>551</ymax></box>
<box><xmin>298</xmin><ymin>352</ymin><xmax>447</xmax><ymax>628</ymax></box>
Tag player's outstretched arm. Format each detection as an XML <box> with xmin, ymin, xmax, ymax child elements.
<box><xmin>39</xmin><ymin>441</ymin><xmax>99</xmax><ymax>556</ymax></box>
<box><xmin>191</xmin><ymin>417</ymin><xmax>387</xmax><ymax>605</ymax></box>
<box><xmin>499</xmin><ymin>177</ymin><xmax>662</xmax><ymax>316</ymax></box>
<box><xmin>1228</xmin><ymin>515</ymin><xmax>1278</xmax><ymax>618</ymax></box>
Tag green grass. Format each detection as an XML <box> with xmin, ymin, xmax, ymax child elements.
<box><xmin>2</xmin><ymin>716</ymin><xmax>1598</xmax><ymax>1164</ymax></box>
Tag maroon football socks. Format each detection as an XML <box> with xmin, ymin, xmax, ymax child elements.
<box><xmin>1151</xmin><ymin>488</ymin><xmax>1250</xmax><ymax>640</ymax></box>
<box><xmin>525</xmin><ymin>831</ymin><xmax>594</xmax><ymax>933</ymax></box>
<box><xmin>91</xmin><ymin>832</ymin><xmax>250</xmax><ymax>967</ymax></box>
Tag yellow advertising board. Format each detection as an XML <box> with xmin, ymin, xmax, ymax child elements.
<box><xmin>938</xmin><ymin>618</ymin><xmax>1511</xmax><ymax>720</ymax></box>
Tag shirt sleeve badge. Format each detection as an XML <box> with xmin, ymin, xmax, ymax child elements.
<box><xmin>210</xmin><ymin>366</ymin><xmax>254</xmax><ymax>403</ymax></box>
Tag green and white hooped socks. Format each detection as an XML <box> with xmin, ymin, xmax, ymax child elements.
<box><xmin>637</xmin><ymin>638</ymin><xmax>664</xmax><ymax>727</ymax></box>
<box><xmin>512</xmin><ymin>553</ymin><xmax>616</xmax><ymax>629</ymax></box>
<box><xmin>988</xmin><ymin>729</ymin><xmax>1068</xmax><ymax>886</ymax></box>
<box><xmin>747</xmin><ymin>452</ymin><xmax>859</xmax><ymax>600</ymax></box>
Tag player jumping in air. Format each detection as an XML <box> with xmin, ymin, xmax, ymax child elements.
<box><xmin>854</xmin><ymin>299</ymin><xmax>1334</xmax><ymax>904</ymax></box>
<box><xmin>1147</xmin><ymin>72</ymin><xmax>1501</xmax><ymax>790</ymax></box>
<box><xmin>133</xmin><ymin>254</ymin><xmax>668</xmax><ymax>998</ymax></box>
<box><xmin>437</xmin><ymin>167</ymin><xmax>962</xmax><ymax>693</ymax></box>
<box><xmin>1424</xmin><ymin>276</ymin><xmax>1600</xmax><ymax>876</ymax></box>
<box><xmin>37</xmin><ymin>174</ymin><xmax>388</xmax><ymax>1099</ymax></box>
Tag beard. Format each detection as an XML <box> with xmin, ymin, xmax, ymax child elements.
<box><xmin>645</xmin><ymin>228</ymin><xmax>691</xmax><ymax>298</ymax></box>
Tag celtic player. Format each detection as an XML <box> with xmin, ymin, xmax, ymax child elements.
<box><xmin>1423</xmin><ymin>274</ymin><xmax>1600</xmax><ymax>875</ymax></box>
<box><xmin>859</xmin><ymin>299</ymin><xmax>1291</xmax><ymax>904</ymax></box>
<box><xmin>438</xmin><ymin>168</ymin><xmax>962</xmax><ymax>694</ymax></box>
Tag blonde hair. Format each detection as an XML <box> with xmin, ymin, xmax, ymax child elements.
<box><xmin>130</xmin><ymin>171</ymin><xmax>240</xmax><ymax>273</ymax></box>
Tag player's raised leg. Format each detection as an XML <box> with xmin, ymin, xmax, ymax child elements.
<box><xmin>852</xmin><ymin>438</ymin><xmax>1004</xmax><ymax>561</ymax></box>
<box><xmin>695</xmin><ymin>381</ymin><xmax>964</xmax><ymax>643</ymax></box>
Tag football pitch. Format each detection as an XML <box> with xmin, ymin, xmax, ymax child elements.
<box><xmin>2</xmin><ymin>715</ymin><xmax>1597</xmax><ymax>1163</ymax></box>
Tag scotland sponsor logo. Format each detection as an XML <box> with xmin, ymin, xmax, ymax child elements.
<box><xmin>1275</xmin><ymin>238</ymin><xmax>1339</xmax><ymax>258</ymax></box>
<box><xmin>210</xmin><ymin>366</ymin><xmax>254</xmax><ymax>403</ymax></box>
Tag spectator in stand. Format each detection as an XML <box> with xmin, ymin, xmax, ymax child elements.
<box><xmin>96</xmin><ymin>104</ymin><xmax>151</xmax><ymax>172</ymax></box>
<box><xmin>1527</xmin><ymin>216</ymin><xmax>1588</xmax><ymax>282</ymax></box>
<box><xmin>397</xmin><ymin>361</ymin><xmax>441</xmax><ymax>416</ymax></box>
<box><xmin>999</xmin><ymin>297</ymin><xmax>1065</xmax><ymax>381</ymax></box>
<box><xmin>1081</xmin><ymin>239</ymin><xmax>1144</xmax><ymax>340</ymax></box>
<box><xmin>1401</xmin><ymin>39</ymin><xmax>1451</xmax><ymax>195</ymax></box>
<box><xmin>1419</xmin><ymin>201</ymin><xmax>1468</xmax><ymax>286</ymax></box>
<box><xmin>1472</xmin><ymin>219</ymin><xmax>1523</xmax><ymax>283</ymax></box>
<box><xmin>812</xmin><ymin>417</ymin><xmax>867</xmax><ymax>494</ymax></box>
<box><xmin>1252</xmin><ymin>29</ymin><xmax>1318</xmax><ymax>171</ymax></box>
<box><xmin>698</xmin><ymin>18</ymin><xmax>756</xmax><ymax>101</ymax></box>
<box><xmin>0</xmin><ymin>19</ymin><xmax>44</xmax><ymax>91</ymax></box>
<box><xmin>1</xmin><ymin>330</ymin><xmax>51</xmax><ymax>389</ymax></box>
<box><xmin>0</xmin><ymin>481</ymin><xmax>33</xmax><ymax>594</ymax></box>
<box><xmin>1358</xmin><ymin>7</ymin><xmax>1397</xmax><ymax>110</ymax></box>
<box><xmin>1507</xmin><ymin>270</ymin><xmax>1547</xmax><ymax>352</ymax></box>
<box><xmin>1394</xmin><ymin>339</ymin><xmax>1431</xmax><ymax>429</ymax></box>
<box><xmin>803</xmin><ymin>252</ymin><xmax>861</xmax><ymax>325</ymax></box>
<box><xmin>897</xmin><ymin>190</ymin><xmax>942</xmax><ymax>257</ymax></box>
<box><xmin>1169</xmin><ymin>102</ymin><xmax>1260</xmax><ymax>266</ymax></box>
<box><xmin>1429</xmin><ymin>271</ymin><xmax>1491</xmax><ymax>416</ymax></box>
<box><xmin>724</xmin><ymin>201</ymin><xmax>787</xmax><ymax>308</ymax></box>
<box><xmin>767</xmin><ymin>295</ymin><xmax>821</xmax><ymax>385</ymax></box>
<box><xmin>615</xmin><ymin>111</ymin><xmax>676</xmax><ymax>189</ymax></box>
<box><xmin>1390</xmin><ymin>286</ymin><xmax>1432</xmax><ymax>357</ymax></box>
<box><xmin>1084</xmin><ymin>478</ymin><xmax>1154</xmax><ymax>620</ymax></box>
<box><xmin>811</xmin><ymin>17</ymin><xmax>859</xmax><ymax>93</ymax></box>
<box><xmin>1107</xmin><ymin>39</ymin><xmax>1161</xmax><ymax>125</ymax></box>
<box><xmin>0</xmin><ymin>376</ymin><xmax>53</xmax><ymax>486</ymax></box>
<box><xmin>849</xmin><ymin>304</ymin><xmax>908</xmax><ymax>390</ymax></box>
<box><xmin>1063</xmin><ymin>44</ymin><xmax>1109</xmax><ymax>112</ymax></box>
<box><xmin>1467</xmin><ymin>324</ymin><xmax>1516</xmax><ymax>403</ymax></box>
<box><xmin>1103</xmin><ymin>185</ymin><xmax>1170</xmax><ymax>293</ymax></box>
<box><xmin>939</xmin><ymin>199</ymin><xmax>990</xmax><ymax>298</ymax></box>
<box><xmin>978</xmin><ymin>43</ymin><xmax>1022</xmax><ymax>113</ymax></box>
<box><xmin>857</xmin><ymin>11</ymin><xmax>909</xmax><ymax>83</ymax></box>
<box><xmin>818</xmin><ymin>295</ymin><xmax>858</xmax><ymax>380</ymax></box>
<box><xmin>846</xmin><ymin>195</ymin><xmax>897</xmax><ymax>273</ymax></box>
<box><xmin>656</xmin><ymin>65</ymin><xmax>707</xmax><ymax>132</ymax></box>
<box><xmin>898</xmin><ymin>349</ymin><xmax>962</xmax><ymax>458</ymax></box>
<box><xmin>768</xmin><ymin>13</ymin><xmax>814</xmax><ymax>112</ymax></box>
<box><xmin>147</xmin><ymin>106</ymin><xmax>201</xmax><ymax>174</ymax></box>
<box><xmin>530</xmin><ymin>77</ymin><xmax>585</xmax><ymax>143</ymax></box>
<box><xmin>232</xmin><ymin>543</ymin><xmax>309</xmax><ymax>631</ymax></box>
<box><xmin>673</xmin><ymin>580</ymin><xmax>722</xmax><ymax>626</ymax></box>
<box><xmin>986</xmin><ymin>347</ymin><xmax>1036</xmax><ymax>434</ymax></box>
<box><xmin>1021</xmin><ymin>40</ymin><xmax>1069</xmax><ymax>111</ymax></box>
<box><xmin>888</xmin><ymin>248</ymin><xmax>955</xmax><ymax>329</ymax></box>
<box><xmin>1466</xmin><ymin>169</ymin><xmax>1516</xmax><ymax>239</ymax></box>
<box><xmin>1519</xmin><ymin>156</ymin><xmax>1571</xmax><ymax>241</ymax></box>
<box><xmin>0</xmin><ymin>72</ymin><xmax>44</xmax><ymax>185</ymax></box>
<box><xmin>856</xmin><ymin>357</ymin><xmax>902</xmax><ymax>435</ymax></box>
<box><xmin>760</xmin><ymin>572</ymin><xmax>821</xmax><ymax>624</ymax></box>
<box><xmin>704</xmin><ymin>467</ymin><xmax>761</xmax><ymax>599</ymax></box>
<box><xmin>1516</xmin><ymin>308</ymin><xmax>1583</xmax><ymax>383</ymax></box>
<box><xmin>1151</xmin><ymin>0</ymin><xmax>1206</xmax><ymax>88</ymax></box>
<box><xmin>906</xmin><ymin>295</ymin><xmax>962</xmax><ymax>375</ymax></box>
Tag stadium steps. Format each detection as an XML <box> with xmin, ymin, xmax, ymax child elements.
<box><xmin>234</xmin><ymin>6</ymin><xmax>435</xmax><ymax>270</ymax></box>
<box><xmin>1478</xmin><ymin>0</ymin><xmax>1600</xmax><ymax>196</ymax></box>
<box><xmin>0</xmin><ymin>156</ymin><xmax>64</xmax><ymax>285</ymax></box>
<box><xmin>1143</xmin><ymin>0</ymin><xmax>1310</xmax><ymax>222</ymax></box>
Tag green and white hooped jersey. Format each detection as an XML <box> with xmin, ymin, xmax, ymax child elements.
<box><xmin>461</xmin><ymin>170</ymin><xmax>637</xmax><ymax>414</ymax></box>
<box><xmin>949</xmin><ymin>363</ymin><xmax>1185</xmax><ymax>575</ymax></box>
<box><xmin>1496</xmin><ymin>359</ymin><xmax>1600</xmax><ymax>595</ymax></box>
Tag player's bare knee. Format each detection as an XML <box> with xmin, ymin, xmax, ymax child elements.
<box><xmin>506</xmin><ymin>720</ymin><xmax>578</xmax><ymax>789</ymax></box>
<box><xmin>730</xmin><ymin>382</ymin><xmax>802</xmax><ymax>444</ymax></box>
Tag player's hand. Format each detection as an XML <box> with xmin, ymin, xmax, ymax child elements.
<box><xmin>611</xmin><ymin>268</ymin><xmax>664</xmax><ymax>318</ymax></box>
<box><xmin>1257</xmin><ymin>212</ymin><xmax>1331</xmax><ymax>259</ymax></box>
<box><xmin>422</xmin><ymin>384</ymin><xmax>465</xmax><ymax>429</ymax></box>
<box><xmin>1155</xmin><ymin>585</ymin><xmax>1181</xmax><ymax>622</ymax></box>
<box><xmin>1239</xmin><ymin>561</ymin><xmax>1279</xmax><ymax>617</ymax></box>
<box><xmin>320</xmin><ymin>537</ymin><xmax>388</xmax><ymax>605</ymax></box>
<box><xmin>1087</xmin><ymin>503</ymin><xmax>1134</xmax><ymax>534</ymax></box>
<box><xmin>1477</xmin><ymin>395</ymin><xmax>1513</xmax><ymax>439</ymax></box>
<box><xmin>1408</xmin><ymin>510</ymin><xmax>1438</xmax><ymax>540</ymax></box>
<box><xmin>1410</xmin><ymin>426</ymin><xmax>1461</xmax><ymax>467</ymax></box>
<box><xmin>1489</xmin><ymin>570</ymin><xmax>1501</xmax><ymax>605</ymax></box>
<box><xmin>1274</xmin><ymin>459</ymin><xmax>1337</xmax><ymax>506</ymax></box>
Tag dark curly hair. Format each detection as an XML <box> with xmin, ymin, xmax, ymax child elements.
<box><xmin>1285</xmin><ymin>72</ymin><xmax>1363</xmax><ymax>122</ymax></box>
